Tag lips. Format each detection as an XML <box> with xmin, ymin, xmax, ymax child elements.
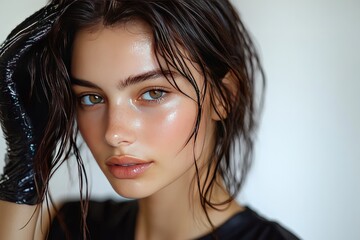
<box><xmin>105</xmin><ymin>155</ymin><xmax>153</xmax><ymax>179</ymax></box>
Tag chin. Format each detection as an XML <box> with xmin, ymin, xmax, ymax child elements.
<box><xmin>108</xmin><ymin>179</ymin><xmax>155</xmax><ymax>200</ymax></box>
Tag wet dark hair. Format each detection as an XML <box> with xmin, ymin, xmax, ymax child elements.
<box><xmin>32</xmin><ymin>0</ymin><xmax>264</xmax><ymax>238</ymax></box>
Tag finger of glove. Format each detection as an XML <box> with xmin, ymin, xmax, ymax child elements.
<box><xmin>0</xmin><ymin>4</ymin><xmax>61</xmax><ymax>157</ymax></box>
<box><xmin>0</xmin><ymin>3</ymin><xmax>60</xmax><ymax>57</ymax></box>
<box><xmin>0</xmin><ymin>3</ymin><xmax>63</xmax><ymax>205</ymax></box>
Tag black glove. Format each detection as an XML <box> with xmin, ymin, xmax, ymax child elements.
<box><xmin>0</xmin><ymin>3</ymin><xmax>62</xmax><ymax>205</ymax></box>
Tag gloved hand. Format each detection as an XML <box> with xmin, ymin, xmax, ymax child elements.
<box><xmin>0</xmin><ymin>3</ymin><xmax>62</xmax><ymax>205</ymax></box>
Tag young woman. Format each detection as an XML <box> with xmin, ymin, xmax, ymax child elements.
<box><xmin>0</xmin><ymin>0</ymin><xmax>299</xmax><ymax>239</ymax></box>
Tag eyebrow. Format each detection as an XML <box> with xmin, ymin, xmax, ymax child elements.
<box><xmin>71</xmin><ymin>69</ymin><xmax>175</xmax><ymax>89</ymax></box>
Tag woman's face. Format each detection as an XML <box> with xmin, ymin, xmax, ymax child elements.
<box><xmin>71</xmin><ymin>21</ymin><xmax>216</xmax><ymax>199</ymax></box>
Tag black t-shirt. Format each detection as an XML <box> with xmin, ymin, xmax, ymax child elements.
<box><xmin>48</xmin><ymin>200</ymin><xmax>299</xmax><ymax>240</ymax></box>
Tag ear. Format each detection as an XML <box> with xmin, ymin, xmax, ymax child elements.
<box><xmin>211</xmin><ymin>71</ymin><xmax>237</xmax><ymax>121</ymax></box>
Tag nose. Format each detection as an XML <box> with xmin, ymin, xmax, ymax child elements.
<box><xmin>104</xmin><ymin>103</ymin><xmax>137</xmax><ymax>147</ymax></box>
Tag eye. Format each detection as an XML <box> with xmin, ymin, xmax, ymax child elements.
<box><xmin>79</xmin><ymin>94</ymin><xmax>104</xmax><ymax>106</ymax></box>
<box><xmin>140</xmin><ymin>89</ymin><xmax>167</xmax><ymax>102</ymax></box>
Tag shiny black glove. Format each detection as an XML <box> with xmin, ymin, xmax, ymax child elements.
<box><xmin>0</xmin><ymin>3</ymin><xmax>62</xmax><ymax>205</ymax></box>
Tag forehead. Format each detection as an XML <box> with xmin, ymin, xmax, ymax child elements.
<box><xmin>71</xmin><ymin>20</ymin><xmax>156</xmax><ymax>81</ymax></box>
<box><xmin>70</xmin><ymin>19</ymin><xmax>205</xmax><ymax>96</ymax></box>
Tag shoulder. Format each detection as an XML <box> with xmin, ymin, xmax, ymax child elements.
<box><xmin>199</xmin><ymin>207</ymin><xmax>300</xmax><ymax>240</ymax></box>
<box><xmin>48</xmin><ymin>199</ymin><xmax>138</xmax><ymax>240</ymax></box>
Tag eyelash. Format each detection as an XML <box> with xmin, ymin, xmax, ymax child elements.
<box><xmin>76</xmin><ymin>87</ymin><xmax>169</xmax><ymax>108</ymax></box>
<box><xmin>138</xmin><ymin>87</ymin><xmax>168</xmax><ymax>104</ymax></box>
<box><xmin>78</xmin><ymin>93</ymin><xmax>104</xmax><ymax>107</ymax></box>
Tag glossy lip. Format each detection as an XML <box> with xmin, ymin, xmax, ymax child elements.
<box><xmin>105</xmin><ymin>155</ymin><xmax>153</xmax><ymax>179</ymax></box>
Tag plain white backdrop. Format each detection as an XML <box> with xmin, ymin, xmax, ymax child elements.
<box><xmin>0</xmin><ymin>1</ymin><xmax>359</xmax><ymax>239</ymax></box>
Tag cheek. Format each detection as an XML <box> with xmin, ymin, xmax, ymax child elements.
<box><xmin>77</xmin><ymin>110</ymin><xmax>105</xmax><ymax>155</ymax></box>
<box><xmin>141</xmin><ymin>102</ymin><xmax>197</xmax><ymax>156</ymax></box>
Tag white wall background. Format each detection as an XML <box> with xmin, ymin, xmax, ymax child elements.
<box><xmin>1</xmin><ymin>1</ymin><xmax>359</xmax><ymax>239</ymax></box>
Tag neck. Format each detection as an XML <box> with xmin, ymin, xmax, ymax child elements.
<box><xmin>134</xmin><ymin>171</ymin><xmax>243</xmax><ymax>240</ymax></box>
